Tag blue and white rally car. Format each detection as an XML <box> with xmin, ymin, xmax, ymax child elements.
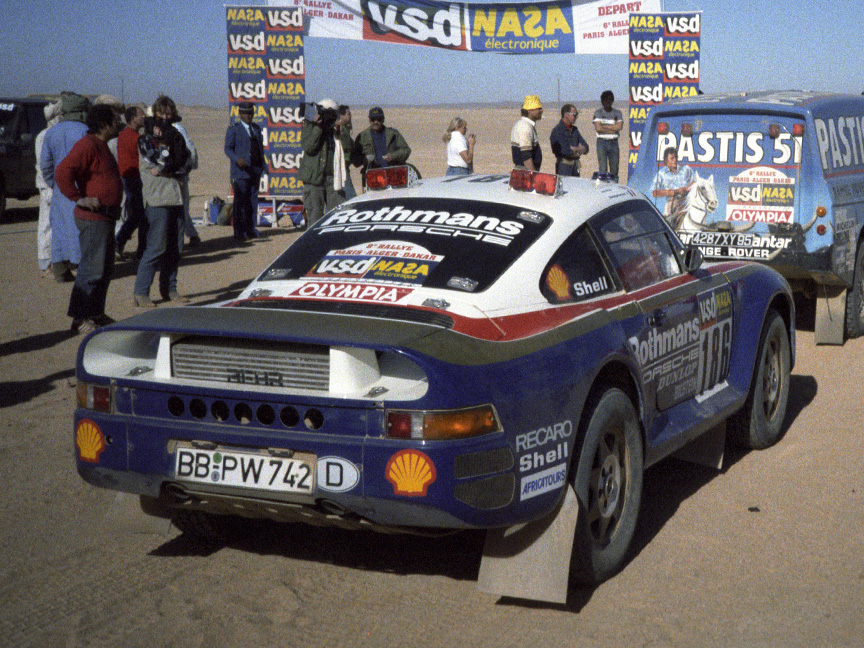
<box><xmin>74</xmin><ymin>168</ymin><xmax>794</xmax><ymax>602</ymax></box>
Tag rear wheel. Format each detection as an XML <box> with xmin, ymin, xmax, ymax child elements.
<box><xmin>728</xmin><ymin>310</ymin><xmax>790</xmax><ymax>449</ymax></box>
<box><xmin>570</xmin><ymin>388</ymin><xmax>643</xmax><ymax>585</ymax></box>
<box><xmin>845</xmin><ymin>239</ymin><xmax>864</xmax><ymax>339</ymax></box>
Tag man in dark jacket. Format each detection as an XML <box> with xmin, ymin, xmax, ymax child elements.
<box><xmin>224</xmin><ymin>102</ymin><xmax>265</xmax><ymax>241</ymax></box>
<box><xmin>352</xmin><ymin>107</ymin><xmax>411</xmax><ymax>172</ymax></box>
<box><xmin>550</xmin><ymin>104</ymin><xmax>589</xmax><ymax>177</ymax></box>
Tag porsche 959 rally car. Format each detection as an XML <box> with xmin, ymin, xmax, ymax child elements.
<box><xmin>74</xmin><ymin>167</ymin><xmax>794</xmax><ymax>603</ymax></box>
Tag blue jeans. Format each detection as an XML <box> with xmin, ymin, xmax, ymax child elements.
<box><xmin>446</xmin><ymin>166</ymin><xmax>470</xmax><ymax>176</ymax></box>
<box><xmin>596</xmin><ymin>138</ymin><xmax>620</xmax><ymax>180</ymax></box>
<box><xmin>116</xmin><ymin>176</ymin><xmax>147</xmax><ymax>256</ymax></box>
<box><xmin>68</xmin><ymin>218</ymin><xmax>115</xmax><ymax>320</ymax></box>
<box><xmin>134</xmin><ymin>205</ymin><xmax>183</xmax><ymax>298</ymax></box>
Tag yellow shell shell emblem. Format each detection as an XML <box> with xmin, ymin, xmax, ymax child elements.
<box><xmin>76</xmin><ymin>419</ymin><xmax>106</xmax><ymax>463</ymax></box>
<box><xmin>385</xmin><ymin>449</ymin><xmax>436</xmax><ymax>497</ymax></box>
<box><xmin>546</xmin><ymin>264</ymin><xmax>571</xmax><ymax>301</ymax></box>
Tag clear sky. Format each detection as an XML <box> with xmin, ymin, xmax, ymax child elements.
<box><xmin>0</xmin><ymin>0</ymin><xmax>858</xmax><ymax>108</ymax></box>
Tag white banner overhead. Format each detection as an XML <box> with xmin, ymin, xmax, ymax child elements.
<box><xmin>269</xmin><ymin>0</ymin><xmax>662</xmax><ymax>54</ymax></box>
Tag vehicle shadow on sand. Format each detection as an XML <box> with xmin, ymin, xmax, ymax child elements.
<box><xmin>151</xmin><ymin>521</ymin><xmax>487</xmax><ymax>583</ymax></box>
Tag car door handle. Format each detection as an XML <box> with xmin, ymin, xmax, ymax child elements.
<box><xmin>647</xmin><ymin>309</ymin><xmax>665</xmax><ymax>327</ymax></box>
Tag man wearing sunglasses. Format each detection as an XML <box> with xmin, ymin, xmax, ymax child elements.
<box><xmin>351</xmin><ymin>107</ymin><xmax>411</xmax><ymax>171</ymax></box>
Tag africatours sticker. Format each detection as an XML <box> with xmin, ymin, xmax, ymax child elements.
<box><xmin>519</xmin><ymin>463</ymin><xmax>567</xmax><ymax>501</ymax></box>
<box><xmin>726</xmin><ymin>167</ymin><xmax>795</xmax><ymax>225</ymax></box>
<box><xmin>317</xmin><ymin>205</ymin><xmax>525</xmax><ymax>247</ymax></box>
<box><xmin>305</xmin><ymin>241</ymin><xmax>443</xmax><ymax>285</ymax></box>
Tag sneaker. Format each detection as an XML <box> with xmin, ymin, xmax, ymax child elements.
<box><xmin>71</xmin><ymin>319</ymin><xmax>99</xmax><ymax>335</ymax></box>
<box><xmin>134</xmin><ymin>294</ymin><xmax>156</xmax><ymax>308</ymax></box>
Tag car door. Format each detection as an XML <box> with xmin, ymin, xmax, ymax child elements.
<box><xmin>590</xmin><ymin>201</ymin><xmax>734</xmax><ymax>412</ymax></box>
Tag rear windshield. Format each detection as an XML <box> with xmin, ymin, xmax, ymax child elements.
<box><xmin>260</xmin><ymin>197</ymin><xmax>550</xmax><ymax>292</ymax></box>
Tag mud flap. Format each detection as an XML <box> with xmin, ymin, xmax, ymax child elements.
<box><xmin>477</xmin><ymin>484</ymin><xmax>578</xmax><ymax>604</ymax></box>
<box><xmin>104</xmin><ymin>492</ymin><xmax>173</xmax><ymax>535</ymax></box>
<box><xmin>674</xmin><ymin>421</ymin><xmax>726</xmax><ymax>470</ymax></box>
<box><xmin>815</xmin><ymin>284</ymin><xmax>847</xmax><ymax>345</ymax></box>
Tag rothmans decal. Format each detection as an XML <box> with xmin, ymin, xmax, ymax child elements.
<box><xmin>317</xmin><ymin>206</ymin><xmax>525</xmax><ymax>247</ymax></box>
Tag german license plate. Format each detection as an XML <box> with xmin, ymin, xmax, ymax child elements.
<box><xmin>174</xmin><ymin>446</ymin><xmax>315</xmax><ymax>494</ymax></box>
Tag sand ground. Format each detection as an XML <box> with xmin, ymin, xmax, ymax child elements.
<box><xmin>0</xmin><ymin>105</ymin><xmax>862</xmax><ymax>647</ymax></box>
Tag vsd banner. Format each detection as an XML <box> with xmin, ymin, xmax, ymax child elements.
<box><xmin>627</xmin><ymin>12</ymin><xmax>701</xmax><ymax>175</ymax></box>
<box><xmin>227</xmin><ymin>5</ymin><xmax>306</xmax><ymax>198</ymax></box>
<box><xmin>272</xmin><ymin>0</ymin><xmax>661</xmax><ymax>54</ymax></box>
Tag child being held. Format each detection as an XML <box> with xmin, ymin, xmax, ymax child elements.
<box><xmin>138</xmin><ymin>116</ymin><xmax>190</xmax><ymax>177</ymax></box>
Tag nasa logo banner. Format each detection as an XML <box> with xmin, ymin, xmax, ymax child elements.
<box><xmin>627</xmin><ymin>11</ymin><xmax>701</xmax><ymax>175</ymax></box>
<box><xmin>227</xmin><ymin>6</ymin><xmax>305</xmax><ymax>198</ymax></box>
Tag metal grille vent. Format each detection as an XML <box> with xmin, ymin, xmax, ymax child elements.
<box><xmin>172</xmin><ymin>336</ymin><xmax>330</xmax><ymax>391</ymax></box>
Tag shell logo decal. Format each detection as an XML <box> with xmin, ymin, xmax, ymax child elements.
<box><xmin>76</xmin><ymin>419</ymin><xmax>106</xmax><ymax>463</ymax></box>
<box><xmin>546</xmin><ymin>264</ymin><xmax>571</xmax><ymax>301</ymax></box>
<box><xmin>385</xmin><ymin>449</ymin><xmax>436</xmax><ymax>497</ymax></box>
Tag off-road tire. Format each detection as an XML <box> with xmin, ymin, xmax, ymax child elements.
<box><xmin>570</xmin><ymin>388</ymin><xmax>643</xmax><ymax>586</ymax></box>
<box><xmin>845</xmin><ymin>239</ymin><xmax>864</xmax><ymax>339</ymax></box>
<box><xmin>728</xmin><ymin>310</ymin><xmax>791</xmax><ymax>449</ymax></box>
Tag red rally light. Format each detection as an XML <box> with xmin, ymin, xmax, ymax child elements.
<box><xmin>816</xmin><ymin>224</ymin><xmax>827</xmax><ymax>236</ymax></box>
<box><xmin>793</xmin><ymin>123</ymin><xmax>805</xmax><ymax>137</ymax></box>
<box><xmin>509</xmin><ymin>169</ymin><xmax>561</xmax><ymax>196</ymax></box>
<box><xmin>366</xmin><ymin>166</ymin><xmax>409</xmax><ymax>190</ymax></box>
<box><xmin>681</xmin><ymin>123</ymin><xmax>693</xmax><ymax>137</ymax></box>
<box><xmin>657</xmin><ymin>122</ymin><xmax>669</xmax><ymax>135</ymax></box>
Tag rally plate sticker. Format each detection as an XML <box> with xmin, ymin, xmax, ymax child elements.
<box><xmin>174</xmin><ymin>445</ymin><xmax>316</xmax><ymax>495</ymax></box>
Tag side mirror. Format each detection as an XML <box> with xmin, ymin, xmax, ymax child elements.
<box><xmin>683</xmin><ymin>246</ymin><xmax>703</xmax><ymax>273</ymax></box>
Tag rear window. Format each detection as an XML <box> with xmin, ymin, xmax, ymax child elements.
<box><xmin>260</xmin><ymin>197</ymin><xmax>550</xmax><ymax>292</ymax></box>
<box><xmin>0</xmin><ymin>102</ymin><xmax>21</xmax><ymax>142</ymax></box>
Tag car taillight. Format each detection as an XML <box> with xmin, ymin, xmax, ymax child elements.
<box><xmin>366</xmin><ymin>166</ymin><xmax>409</xmax><ymax>190</ymax></box>
<box><xmin>76</xmin><ymin>380</ymin><xmax>112</xmax><ymax>412</ymax></box>
<box><xmin>386</xmin><ymin>405</ymin><xmax>501</xmax><ymax>440</ymax></box>
<box><xmin>509</xmin><ymin>169</ymin><xmax>561</xmax><ymax>196</ymax></box>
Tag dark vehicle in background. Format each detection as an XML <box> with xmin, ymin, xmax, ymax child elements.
<box><xmin>0</xmin><ymin>97</ymin><xmax>49</xmax><ymax>218</ymax></box>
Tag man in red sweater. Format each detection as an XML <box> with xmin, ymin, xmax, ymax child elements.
<box><xmin>115</xmin><ymin>105</ymin><xmax>147</xmax><ymax>259</ymax></box>
<box><xmin>55</xmin><ymin>104</ymin><xmax>123</xmax><ymax>334</ymax></box>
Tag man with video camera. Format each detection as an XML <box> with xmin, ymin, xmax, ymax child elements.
<box><xmin>299</xmin><ymin>98</ymin><xmax>353</xmax><ymax>227</ymax></box>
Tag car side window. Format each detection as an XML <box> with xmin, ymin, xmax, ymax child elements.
<box><xmin>541</xmin><ymin>226</ymin><xmax>616</xmax><ymax>303</ymax></box>
<box><xmin>595</xmin><ymin>207</ymin><xmax>682</xmax><ymax>292</ymax></box>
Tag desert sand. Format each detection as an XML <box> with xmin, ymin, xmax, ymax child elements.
<box><xmin>1</xmin><ymin>104</ymin><xmax>862</xmax><ymax>647</ymax></box>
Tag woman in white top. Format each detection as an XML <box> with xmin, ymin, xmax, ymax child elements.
<box><xmin>442</xmin><ymin>117</ymin><xmax>476</xmax><ymax>176</ymax></box>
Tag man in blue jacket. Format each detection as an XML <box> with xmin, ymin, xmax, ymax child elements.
<box><xmin>224</xmin><ymin>102</ymin><xmax>265</xmax><ymax>241</ymax></box>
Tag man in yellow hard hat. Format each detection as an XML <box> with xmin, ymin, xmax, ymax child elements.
<box><xmin>510</xmin><ymin>95</ymin><xmax>543</xmax><ymax>171</ymax></box>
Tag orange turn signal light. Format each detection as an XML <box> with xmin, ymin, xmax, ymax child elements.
<box><xmin>386</xmin><ymin>405</ymin><xmax>501</xmax><ymax>440</ymax></box>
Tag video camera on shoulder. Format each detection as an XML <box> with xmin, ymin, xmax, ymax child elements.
<box><xmin>300</xmin><ymin>101</ymin><xmax>339</xmax><ymax>126</ymax></box>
